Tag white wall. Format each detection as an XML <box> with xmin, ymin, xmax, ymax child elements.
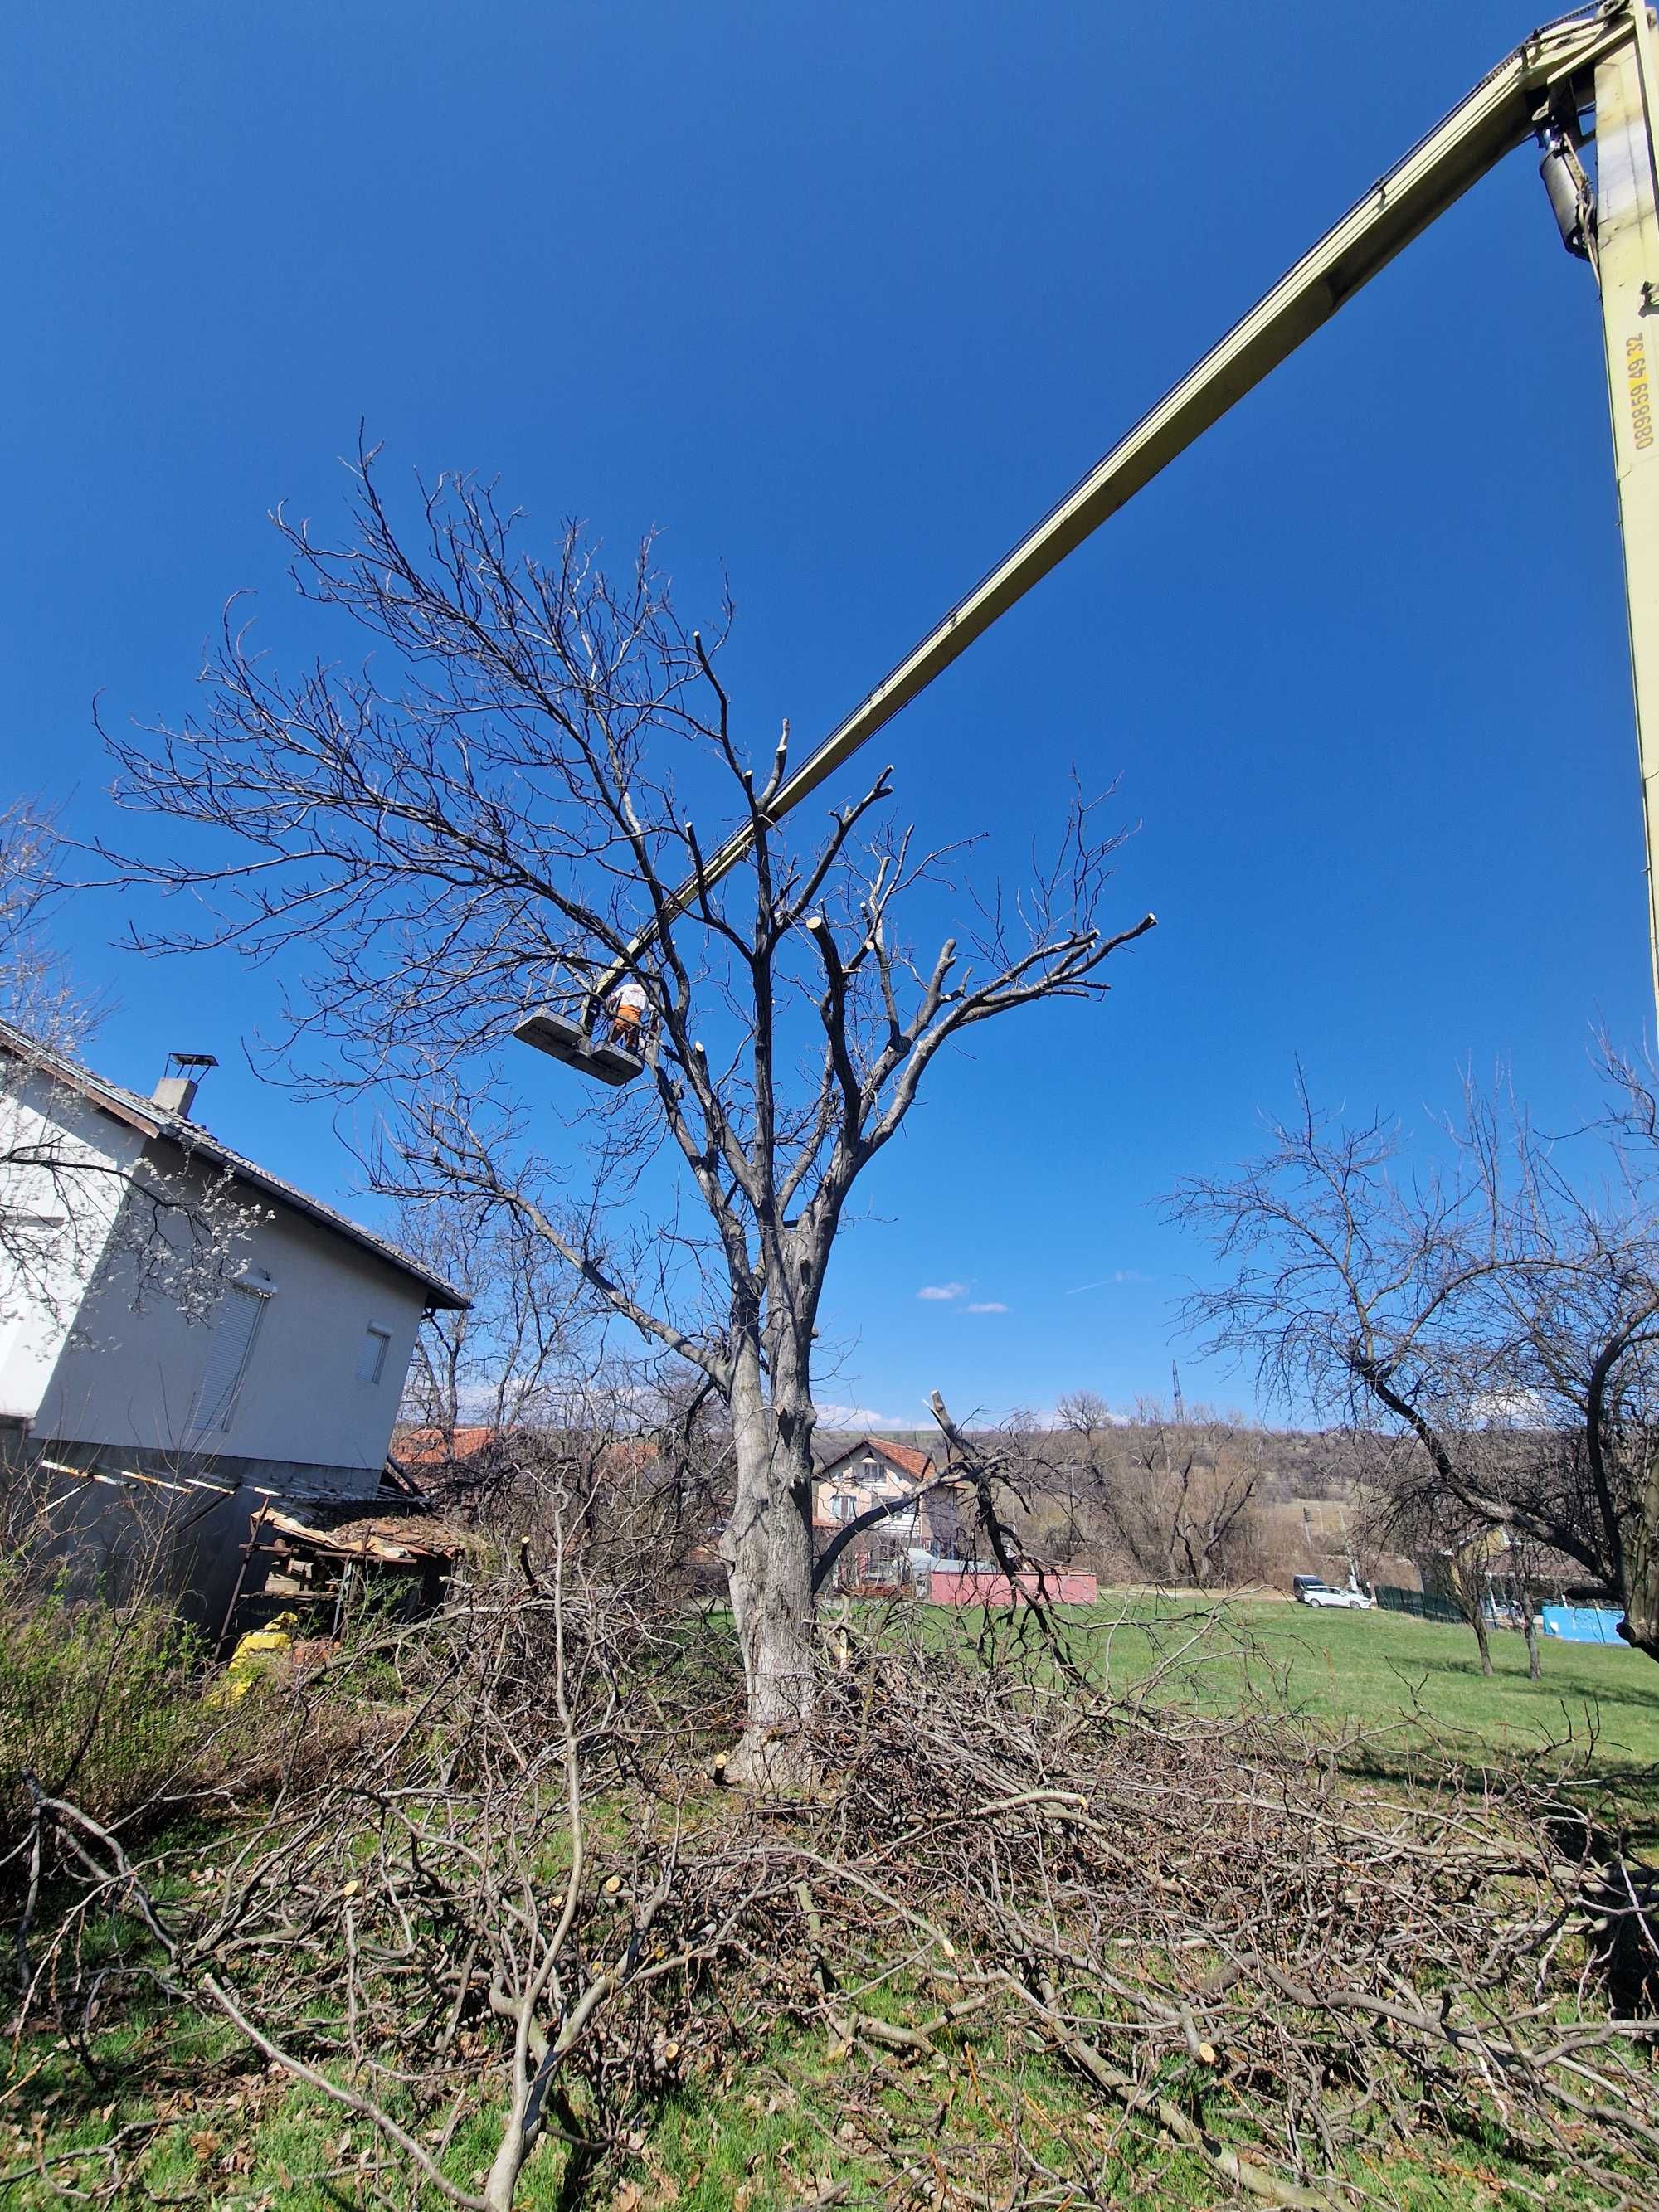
<box><xmin>0</xmin><ymin>1072</ymin><xmax>145</xmax><ymax>1425</ymax></box>
<box><xmin>32</xmin><ymin>1141</ymin><xmax>431</xmax><ymax>1475</ymax></box>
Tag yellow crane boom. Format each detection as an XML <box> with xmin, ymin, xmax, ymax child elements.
<box><xmin>547</xmin><ymin>2</ymin><xmax>1659</xmax><ymax>1060</ymax></box>
<box><xmin>1597</xmin><ymin>9</ymin><xmax>1659</xmax><ymax>1013</ymax></box>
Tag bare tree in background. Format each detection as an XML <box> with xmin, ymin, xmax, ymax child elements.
<box><xmin>101</xmin><ymin>450</ymin><xmax>1155</xmax><ymax>1779</ymax></box>
<box><xmin>389</xmin><ymin>1207</ymin><xmax>737</xmax><ymax>1594</ymax></box>
<box><xmin>1052</xmin><ymin>1390</ymin><xmax>1261</xmax><ymax>1589</ymax></box>
<box><xmin>0</xmin><ymin>806</ymin><xmax>254</xmax><ymax>1330</ymax></box>
<box><xmin>1377</xmin><ymin>1472</ymin><xmax>1501</xmax><ymax>1674</ymax></box>
<box><xmin>1501</xmin><ymin>1517</ymin><xmax>1553</xmax><ymax>1681</ymax></box>
<box><xmin>395</xmin><ymin>1200</ymin><xmax>588</xmax><ymax>1448</ymax></box>
<box><xmin>1120</xmin><ymin>1398</ymin><xmax>1262</xmax><ymax>1590</ymax></box>
<box><xmin>1169</xmin><ymin>1069</ymin><xmax>1659</xmax><ymax>1663</ymax></box>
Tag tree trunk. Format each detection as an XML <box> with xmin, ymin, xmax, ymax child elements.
<box><xmin>720</xmin><ymin>1357</ymin><xmax>818</xmax><ymax>1788</ymax></box>
<box><xmin>1469</xmin><ymin>1601</ymin><xmax>1494</xmax><ymax>1677</ymax></box>
<box><xmin>1620</xmin><ymin>1455</ymin><xmax>1659</xmax><ymax>1661</ymax></box>
<box><xmin>1447</xmin><ymin>1546</ymin><xmax>1494</xmax><ymax>1677</ymax></box>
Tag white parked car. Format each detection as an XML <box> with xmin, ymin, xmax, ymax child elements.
<box><xmin>1292</xmin><ymin>1577</ymin><xmax>1374</xmax><ymax>1611</ymax></box>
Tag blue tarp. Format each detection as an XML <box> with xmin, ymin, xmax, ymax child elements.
<box><xmin>1540</xmin><ymin>1604</ymin><xmax>1626</xmax><ymax>1646</ymax></box>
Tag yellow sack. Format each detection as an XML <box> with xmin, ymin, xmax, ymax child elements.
<box><xmin>212</xmin><ymin>1612</ymin><xmax>300</xmax><ymax>1704</ymax></box>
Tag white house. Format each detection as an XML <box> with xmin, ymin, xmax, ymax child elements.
<box><xmin>812</xmin><ymin>1437</ymin><xmax>964</xmax><ymax>1590</ymax></box>
<box><xmin>0</xmin><ymin>1021</ymin><xmax>467</xmax><ymax>1625</ymax></box>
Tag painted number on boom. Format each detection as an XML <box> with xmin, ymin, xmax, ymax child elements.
<box><xmin>1629</xmin><ymin>333</ymin><xmax>1654</xmax><ymax>452</ymax></box>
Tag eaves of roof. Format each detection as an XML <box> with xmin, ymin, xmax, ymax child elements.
<box><xmin>0</xmin><ymin>1021</ymin><xmax>469</xmax><ymax>1311</ymax></box>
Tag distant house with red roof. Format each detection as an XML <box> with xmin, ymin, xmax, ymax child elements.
<box><xmin>391</xmin><ymin>1425</ymin><xmax>505</xmax><ymax>1468</ymax></box>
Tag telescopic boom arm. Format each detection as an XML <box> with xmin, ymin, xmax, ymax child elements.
<box><xmin>577</xmin><ymin>2</ymin><xmax>1659</xmax><ymax>1025</ymax></box>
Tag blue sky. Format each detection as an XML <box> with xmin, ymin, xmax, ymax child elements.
<box><xmin>4</xmin><ymin>2</ymin><xmax>1649</xmax><ymax>1427</ymax></box>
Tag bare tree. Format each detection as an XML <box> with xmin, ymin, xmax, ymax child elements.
<box><xmin>1116</xmin><ymin>1398</ymin><xmax>1263</xmax><ymax>1590</ymax></box>
<box><xmin>0</xmin><ymin>804</ymin><xmax>93</xmax><ymax>1055</ymax></box>
<box><xmin>1377</xmin><ymin>1475</ymin><xmax>1501</xmax><ymax>1674</ymax></box>
<box><xmin>1044</xmin><ymin>1391</ymin><xmax>1262</xmax><ymax>1588</ymax></box>
<box><xmin>0</xmin><ymin>804</ymin><xmax>102</xmax><ymax>1308</ymax></box>
<box><xmin>388</xmin><ymin>1198</ymin><xmax>738</xmax><ymax>1568</ymax></box>
<box><xmin>100</xmin><ymin>450</ymin><xmax>1154</xmax><ymax>1778</ymax></box>
<box><xmin>1168</xmin><ymin>1069</ymin><xmax>1659</xmax><ymax>1662</ymax></box>
<box><xmin>1506</xmin><ymin>1521</ymin><xmax>1552</xmax><ymax>1681</ymax></box>
<box><xmin>0</xmin><ymin>808</ymin><xmax>255</xmax><ymax>1333</ymax></box>
<box><xmin>395</xmin><ymin>1199</ymin><xmax>590</xmax><ymax>1448</ymax></box>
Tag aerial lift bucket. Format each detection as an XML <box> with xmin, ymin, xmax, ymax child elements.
<box><xmin>513</xmin><ymin>970</ymin><xmax>645</xmax><ymax>1087</ymax></box>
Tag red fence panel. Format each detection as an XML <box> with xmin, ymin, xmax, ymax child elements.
<box><xmin>928</xmin><ymin>1569</ymin><xmax>1098</xmax><ymax>1607</ymax></box>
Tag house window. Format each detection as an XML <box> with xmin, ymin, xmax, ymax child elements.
<box><xmin>357</xmin><ymin>1325</ymin><xmax>392</xmax><ymax>1386</ymax></box>
<box><xmin>194</xmin><ymin>1279</ymin><xmax>271</xmax><ymax>1438</ymax></box>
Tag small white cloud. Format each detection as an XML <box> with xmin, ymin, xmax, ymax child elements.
<box><xmin>917</xmin><ymin>1282</ymin><xmax>967</xmax><ymax>1301</ymax></box>
<box><xmin>1468</xmin><ymin>1386</ymin><xmax>1550</xmax><ymax>1429</ymax></box>
<box><xmin>966</xmin><ymin>1300</ymin><xmax>1008</xmax><ymax>1314</ymax></box>
<box><xmin>815</xmin><ymin>1402</ymin><xmax>902</xmax><ymax>1428</ymax></box>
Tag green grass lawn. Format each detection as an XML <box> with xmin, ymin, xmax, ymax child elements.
<box><xmin>989</xmin><ymin>1591</ymin><xmax>1659</xmax><ymax>1782</ymax></box>
<box><xmin>1141</xmin><ymin>1601</ymin><xmax>1659</xmax><ymax>1769</ymax></box>
<box><xmin>1234</xmin><ymin>1598</ymin><xmax>1659</xmax><ymax>1757</ymax></box>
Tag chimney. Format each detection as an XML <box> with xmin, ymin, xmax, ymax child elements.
<box><xmin>152</xmin><ymin>1051</ymin><xmax>218</xmax><ymax>1121</ymax></box>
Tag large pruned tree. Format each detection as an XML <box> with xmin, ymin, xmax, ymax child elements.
<box><xmin>102</xmin><ymin>451</ymin><xmax>1154</xmax><ymax>1778</ymax></box>
<box><xmin>1168</xmin><ymin>1070</ymin><xmax>1659</xmax><ymax>1662</ymax></box>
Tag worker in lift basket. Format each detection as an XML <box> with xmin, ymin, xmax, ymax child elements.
<box><xmin>608</xmin><ymin>978</ymin><xmax>649</xmax><ymax>1050</ymax></box>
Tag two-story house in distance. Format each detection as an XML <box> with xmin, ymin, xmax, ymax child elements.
<box><xmin>812</xmin><ymin>1435</ymin><xmax>963</xmax><ymax>1591</ymax></box>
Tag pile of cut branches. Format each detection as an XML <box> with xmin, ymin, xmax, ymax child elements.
<box><xmin>784</xmin><ymin>1602</ymin><xmax>1659</xmax><ymax>2205</ymax></box>
<box><xmin>9</xmin><ymin>1552</ymin><xmax>1659</xmax><ymax>2210</ymax></box>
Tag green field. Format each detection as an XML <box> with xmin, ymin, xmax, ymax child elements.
<box><xmin>1229</xmin><ymin>1601</ymin><xmax>1654</xmax><ymax>1752</ymax></box>
<box><xmin>910</xmin><ymin>1591</ymin><xmax>1659</xmax><ymax>1806</ymax></box>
